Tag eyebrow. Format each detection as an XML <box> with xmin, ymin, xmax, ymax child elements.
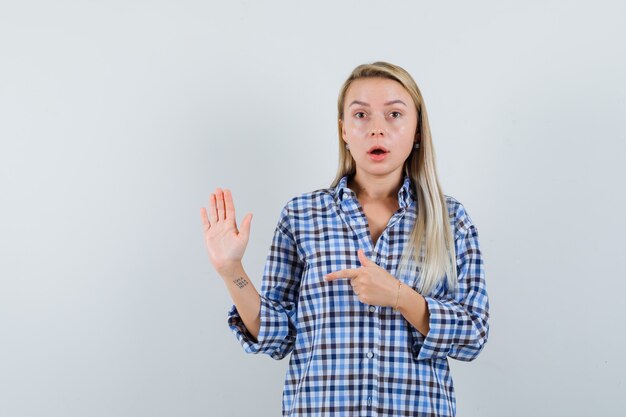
<box><xmin>349</xmin><ymin>99</ymin><xmax>408</xmax><ymax>107</ymax></box>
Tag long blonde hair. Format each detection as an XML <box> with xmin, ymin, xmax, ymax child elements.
<box><xmin>330</xmin><ymin>61</ymin><xmax>456</xmax><ymax>296</ymax></box>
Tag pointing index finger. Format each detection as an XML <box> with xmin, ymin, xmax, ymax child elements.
<box><xmin>324</xmin><ymin>268</ymin><xmax>359</xmax><ymax>281</ymax></box>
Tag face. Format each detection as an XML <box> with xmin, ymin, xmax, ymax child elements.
<box><xmin>341</xmin><ymin>77</ymin><xmax>418</xmax><ymax>178</ymax></box>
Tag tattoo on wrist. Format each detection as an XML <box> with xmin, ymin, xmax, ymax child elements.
<box><xmin>233</xmin><ymin>277</ymin><xmax>248</xmax><ymax>289</ymax></box>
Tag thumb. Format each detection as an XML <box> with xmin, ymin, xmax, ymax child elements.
<box><xmin>240</xmin><ymin>213</ymin><xmax>253</xmax><ymax>240</ymax></box>
<box><xmin>357</xmin><ymin>248</ymin><xmax>372</xmax><ymax>266</ymax></box>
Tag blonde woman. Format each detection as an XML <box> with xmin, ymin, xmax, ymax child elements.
<box><xmin>201</xmin><ymin>61</ymin><xmax>490</xmax><ymax>416</ymax></box>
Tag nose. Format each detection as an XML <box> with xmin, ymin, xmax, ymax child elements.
<box><xmin>369</xmin><ymin>117</ymin><xmax>385</xmax><ymax>136</ymax></box>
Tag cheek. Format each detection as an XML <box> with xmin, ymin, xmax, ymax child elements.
<box><xmin>345</xmin><ymin>121</ymin><xmax>367</xmax><ymax>136</ymax></box>
<box><xmin>394</xmin><ymin>121</ymin><xmax>418</xmax><ymax>138</ymax></box>
<box><xmin>390</xmin><ymin>124</ymin><xmax>412</xmax><ymax>141</ymax></box>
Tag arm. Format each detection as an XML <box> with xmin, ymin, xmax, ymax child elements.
<box><xmin>227</xmin><ymin>203</ymin><xmax>304</xmax><ymax>360</ymax></box>
<box><xmin>396</xmin><ymin>286</ymin><xmax>430</xmax><ymax>336</ymax></box>
<box><xmin>201</xmin><ymin>187</ymin><xmax>262</xmax><ymax>339</ymax></box>
<box><xmin>218</xmin><ymin>261</ymin><xmax>261</xmax><ymax>340</ymax></box>
<box><xmin>408</xmin><ymin>222</ymin><xmax>490</xmax><ymax>362</ymax></box>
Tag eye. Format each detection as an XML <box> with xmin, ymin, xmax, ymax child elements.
<box><xmin>354</xmin><ymin>112</ymin><xmax>366</xmax><ymax>119</ymax></box>
<box><xmin>390</xmin><ymin>111</ymin><xmax>402</xmax><ymax>118</ymax></box>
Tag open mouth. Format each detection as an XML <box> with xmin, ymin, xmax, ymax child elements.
<box><xmin>367</xmin><ymin>145</ymin><xmax>389</xmax><ymax>155</ymax></box>
<box><xmin>367</xmin><ymin>146</ymin><xmax>389</xmax><ymax>161</ymax></box>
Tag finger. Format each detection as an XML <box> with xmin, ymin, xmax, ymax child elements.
<box><xmin>357</xmin><ymin>248</ymin><xmax>372</xmax><ymax>266</ymax></box>
<box><xmin>324</xmin><ymin>269</ymin><xmax>359</xmax><ymax>281</ymax></box>
<box><xmin>200</xmin><ymin>207</ymin><xmax>211</xmax><ymax>230</ymax></box>
<box><xmin>209</xmin><ymin>193</ymin><xmax>218</xmax><ymax>223</ymax></box>
<box><xmin>240</xmin><ymin>213</ymin><xmax>253</xmax><ymax>241</ymax></box>
<box><xmin>215</xmin><ymin>188</ymin><xmax>225</xmax><ymax>221</ymax></box>
<box><xmin>223</xmin><ymin>189</ymin><xmax>235</xmax><ymax>223</ymax></box>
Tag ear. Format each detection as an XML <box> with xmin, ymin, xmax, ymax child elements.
<box><xmin>340</xmin><ymin>119</ymin><xmax>347</xmax><ymax>141</ymax></box>
<box><xmin>414</xmin><ymin>127</ymin><xmax>421</xmax><ymax>141</ymax></box>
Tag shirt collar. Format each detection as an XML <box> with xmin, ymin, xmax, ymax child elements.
<box><xmin>334</xmin><ymin>173</ymin><xmax>416</xmax><ymax>209</ymax></box>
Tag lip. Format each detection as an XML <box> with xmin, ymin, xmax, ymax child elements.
<box><xmin>367</xmin><ymin>145</ymin><xmax>389</xmax><ymax>153</ymax></box>
<box><xmin>368</xmin><ymin>152</ymin><xmax>388</xmax><ymax>162</ymax></box>
<box><xmin>367</xmin><ymin>145</ymin><xmax>389</xmax><ymax>162</ymax></box>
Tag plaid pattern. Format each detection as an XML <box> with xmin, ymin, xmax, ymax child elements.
<box><xmin>228</xmin><ymin>174</ymin><xmax>490</xmax><ymax>416</ymax></box>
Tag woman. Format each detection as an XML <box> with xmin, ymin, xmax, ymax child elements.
<box><xmin>200</xmin><ymin>61</ymin><xmax>490</xmax><ymax>416</ymax></box>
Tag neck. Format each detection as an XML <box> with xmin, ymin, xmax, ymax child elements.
<box><xmin>348</xmin><ymin>169</ymin><xmax>404</xmax><ymax>202</ymax></box>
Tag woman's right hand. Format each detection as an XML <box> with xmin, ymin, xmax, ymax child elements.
<box><xmin>200</xmin><ymin>188</ymin><xmax>253</xmax><ymax>277</ymax></box>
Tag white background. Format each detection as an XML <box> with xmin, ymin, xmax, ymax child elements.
<box><xmin>1</xmin><ymin>1</ymin><xmax>625</xmax><ymax>416</ymax></box>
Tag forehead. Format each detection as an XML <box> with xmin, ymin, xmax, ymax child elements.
<box><xmin>345</xmin><ymin>77</ymin><xmax>412</xmax><ymax>104</ymax></box>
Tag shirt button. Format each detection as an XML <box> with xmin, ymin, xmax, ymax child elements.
<box><xmin>369</xmin><ymin>306</ymin><xmax>376</xmax><ymax>313</ymax></box>
<box><xmin>367</xmin><ymin>396</ymin><xmax>372</xmax><ymax>406</ymax></box>
<box><xmin>366</xmin><ymin>351</ymin><xmax>374</xmax><ymax>359</ymax></box>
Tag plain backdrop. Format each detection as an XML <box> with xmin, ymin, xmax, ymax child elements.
<box><xmin>1</xmin><ymin>1</ymin><xmax>625</xmax><ymax>416</ymax></box>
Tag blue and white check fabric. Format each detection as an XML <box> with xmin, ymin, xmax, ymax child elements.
<box><xmin>228</xmin><ymin>174</ymin><xmax>490</xmax><ymax>416</ymax></box>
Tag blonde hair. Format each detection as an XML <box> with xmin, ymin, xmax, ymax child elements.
<box><xmin>331</xmin><ymin>61</ymin><xmax>456</xmax><ymax>296</ymax></box>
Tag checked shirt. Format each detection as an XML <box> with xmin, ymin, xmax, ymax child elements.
<box><xmin>228</xmin><ymin>174</ymin><xmax>490</xmax><ymax>416</ymax></box>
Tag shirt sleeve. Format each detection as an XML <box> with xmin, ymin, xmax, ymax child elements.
<box><xmin>413</xmin><ymin>212</ymin><xmax>490</xmax><ymax>362</ymax></box>
<box><xmin>227</xmin><ymin>202</ymin><xmax>304</xmax><ymax>360</ymax></box>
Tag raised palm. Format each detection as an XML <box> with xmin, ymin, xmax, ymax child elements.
<box><xmin>200</xmin><ymin>188</ymin><xmax>253</xmax><ymax>275</ymax></box>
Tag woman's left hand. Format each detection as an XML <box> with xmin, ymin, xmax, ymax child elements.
<box><xmin>324</xmin><ymin>249</ymin><xmax>400</xmax><ymax>307</ymax></box>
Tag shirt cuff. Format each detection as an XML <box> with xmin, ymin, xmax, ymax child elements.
<box><xmin>227</xmin><ymin>296</ymin><xmax>295</xmax><ymax>359</ymax></box>
<box><xmin>414</xmin><ymin>296</ymin><xmax>458</xmax><ymax>361</ymax></box>
<box><xmin>227</xmin><ymin>304</ymin><xmax>262</xmax><ymax>353</ymax></box>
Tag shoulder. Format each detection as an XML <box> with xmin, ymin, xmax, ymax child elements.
<box><xmin>444</xmin><ymin>194</ymin><xmax>476</xmax><ymax>237</ymax></box>
<box><xmin>287</xmin><ymin>188</ymin><xmax>332</xmax><ymax>209</ymax></box>
<box><xmin>277</xmin><ymin>185</ymin><xmax>336</xmax><ymax>226</ymax></box>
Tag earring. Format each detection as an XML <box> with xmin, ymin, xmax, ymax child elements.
<box><xmin>414</xmin><ymin>142</ymin><xmax>420</xmax><ymax>150</ymax></box>
<box><xmin>345</xmin><ymin>143</ymin><xmax>350</xmax><ymax>150</ymax></box>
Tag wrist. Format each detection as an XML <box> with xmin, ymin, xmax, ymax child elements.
<box><xmin>396</xmin><ymin>285</ymin><xmax>424</xmax><ymax>313</ymax></box>
<box><xmin>392</xmin><ymin>281</ymin><xmax>402</xmax><ymax>310</ymax></box>
<box><xmin>217</xmin><ymin>260</ymin><xmax>243</xmax><ymax>279</ymax></box>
